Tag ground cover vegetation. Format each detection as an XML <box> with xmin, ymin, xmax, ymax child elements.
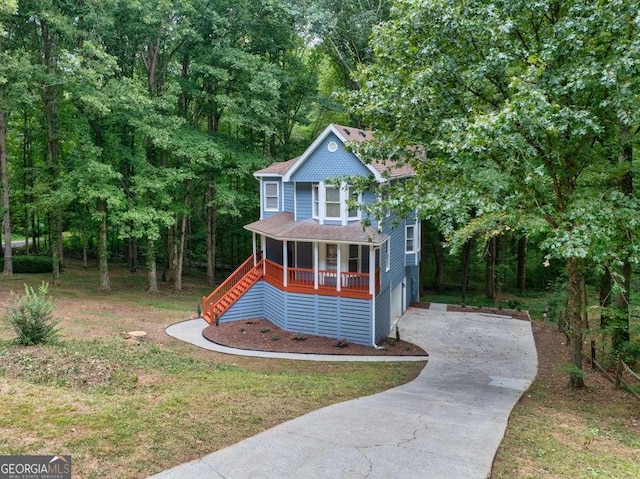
<box><xmin>0</xmin><ymin>0</ymin><xmax>639</xmax><ymax>475</ymax></box>
<box><xmin>0</xmin><ymin>262</ymin><xmax>425</xmax><ymax>478</ymax></box>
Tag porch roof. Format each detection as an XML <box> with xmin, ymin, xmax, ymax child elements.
<box><xmin>244</xmin><ymin>212</ymin><xmax>388</xmax><ymax>246</ymax></box>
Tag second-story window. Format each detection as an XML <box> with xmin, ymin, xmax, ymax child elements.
<box><xmin>264</xmin><ymin>181</ymin><xmax>279</xmax><ymax>211</ymax></box>
<box><xmin>325</xmin><ymin>187</ymin><xmax>341</xmax><ymax>219</ymax></box>
<box><xmin>406</xmin><ymin>224</ymin><xmax>416</xmax><ymax>253</ymax></box>
<box><xmin>313</xmin><ymin>182</ymin><xmax>361</xmax><ymax>223</ymax></box>
<box><xmin>348</xmin><ymin>188</ymin><xmax>360</xmax><ymax>220</ymax></box>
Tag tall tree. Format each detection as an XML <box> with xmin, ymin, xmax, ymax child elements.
<box><xmin>0</xmin><ymin>0</ymin><xmax>19</xmax><ymax>275</ymax></box>
<box><xmin>296</xmin><ymin>0</ymin><xmax>390</xmax><ymax>90</ymax></box>
<box><xmin>352</xmin><ymin>0</ymin><xmax>640</xmax><ymax>388</ymax></box>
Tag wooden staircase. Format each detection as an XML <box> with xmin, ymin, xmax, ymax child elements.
<box><xmin>202</xmin><ymin>254</ymin><xmax>264</xmax><ymax>323</ymax></box>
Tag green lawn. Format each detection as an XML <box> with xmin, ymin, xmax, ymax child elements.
<box><xmin>0</xmin><ymin>260</ymin><xmax>424</xmax><ymax>478</ymax></box>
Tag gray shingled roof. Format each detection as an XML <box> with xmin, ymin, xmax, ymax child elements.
<box><xmin>244</xmin><ymin>212</ymin><xmax>388</xmax><ymax>245</ymax></box>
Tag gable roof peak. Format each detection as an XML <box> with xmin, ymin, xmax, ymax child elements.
<box><xmin>255</xmin><ymin>123</ymin><xmax>414</xmax><ymax>182</ymax></box>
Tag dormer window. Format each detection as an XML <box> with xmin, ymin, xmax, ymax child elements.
<box><xmin>264</xmin><ymin>181</ymin><xmax>279</xmax><ymax>211</ymax></box>
<box><xmin>312</xmin><ymin>182</ymin><xmax>361</xmax><ymax>224</ymax></box>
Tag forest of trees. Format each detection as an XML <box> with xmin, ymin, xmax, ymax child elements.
<box><xmin>0</xmin><ymin>0</ymin><xmax>375</xmax><ymax>291</ymax></box>
<box><xmin>1</xmin><ymin>0</ymin><xmax>638</xmax><ymax>387</ymax></box>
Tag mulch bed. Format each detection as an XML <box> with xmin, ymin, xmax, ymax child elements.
<box><xmin>202</xmin><ymin>318</ymin><xmax>428</xmax><ymax>356</ymax></box>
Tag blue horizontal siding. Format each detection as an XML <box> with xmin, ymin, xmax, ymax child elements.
<box><xmin>316</xmin><ymin>297</ymin><xmax>338</xmax><ymax>337</ymax></box>
<box><xmin>264</xmin><ymin>282</ymin><xmax>286</xmax><ymax>329</ymax></box>
<box><xmin>296</xmin><ymin>183</ymin><xmax>312</xmax><ymax>220</ymax></box>
<box><xmin>264</xmin><ymin>287</ymin><xmax>372</xmax><ymax>345</ymax></box>
<box><xmin>406</xmin><ymin>265</ymin><xmax>420</xmax><ymax>305</ymax></box>
<box><xmin>284</xmin><ymin>182</ymin><xmax>294</xmax><ymax>213</ymax></box>
<box><xmin>380</xmin><ymin>215</ymin><xmax>408</xmax><ymax>294</ymax></box>
<box><xmin>221</xmin><ymin>281</ymin><xmax>265</xmax><ymax>322</ymax></box>
<box><xmin>218</xmin><ymin>280</ymin><xmax>374</xmax><ymax>345</ymax></box>
<box><xmin>375</xmin><ymin>288</ymin><xmax>391</xmax><ymax>342</ymax></box>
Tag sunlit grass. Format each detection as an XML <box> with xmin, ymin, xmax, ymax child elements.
<box><xmin>0</xmin><ymin>259</ymin><xmax>424</xmax><ymax>478</ymax></box>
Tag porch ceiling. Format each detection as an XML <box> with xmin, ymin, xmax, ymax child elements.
<box><xmin>244</xmin><ymin>212</ymin><xmax>388</xmax><ymax>246</ymax></box>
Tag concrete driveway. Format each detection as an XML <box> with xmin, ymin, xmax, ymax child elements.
<box><xmin>150</xmin><ymin>306</ymin><xmax>537</xmax><ymax>479</ymax></box>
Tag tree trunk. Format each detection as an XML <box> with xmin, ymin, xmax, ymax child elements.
<box><xmin>51</xmin><ymin>216</ymin><xmax>62</xmax><ymax>286</ymax></box>
<box><xmin>599</xmin><ymin>268</ymin><xmax>611</xmax><ymax>330</ymax></box>
<box><xmin>485</xmin><ymin>237</ymin><xmax>496</xmax><ymax>299</ymax></box>
<box><xmin>612</xmin><ymin>127</ymin><xmax>633</xmax><ymax>350</ymax></box>
<box><xmin>174</xmin><ymin>212</ymin><xmax>187</xmax><ymax>292</ymax></box>
<box><xmin>1</xmin><ymin>111</ymin><xmax>12</xmax><ymax>275</ymax></box>
<box><xmin>129</xmin><ymin>236</ymin><xmax>138</xmax><ymax>272</ymax></box>
<box><xmin>206</xmin><ymin>184</ymin><xmax>218</xmax><ymax>287</ymax></box>
<box><xmin>566</xmin><ymin>257</ymin><xmax>586</xmax><ymax>389</ymax></box>
<box><xmin>461</xmin><ymin>240</ymin><xmax>471</xmax><ymax>304</ymax></box>
<box><xmin>146</xmin><ymin>238</ymin><xmax>158</xmax><ymax>293</ymax></box>
<box><xmin>22</xmin><ymin>108</ymin><xmax>31</xmax><ymax>254</ymax></box>
<box><xmin>42</xmin><ymin>21</ymin><xmax>62</xmax><ymax>286</ymax></box>
<box><xmin>165</xmin><ymin>225</ymin><xmax>175</xmax><ymax>283</ymax></box>
<box><xmin>517</xmin><ymin>236</ymin><xmax>527</xmax><ymax>293</ymax></box>
<box><xmin>434</xmin><ymin>232</ymin><xmax>445</xmax><ymax>293</ymax></box>
<box><xmin>98</xmin><ymin>199</ymin><xmax>110</xmax><ymax>292</ymax></box>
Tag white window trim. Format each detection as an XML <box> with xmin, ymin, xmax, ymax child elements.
<box><xmin>384</xmin><ymin>238</ymin><xmax>391</xmax><ymax>272</ymax></box>
<box><xmin>347</xmin><ymin>187</ymin><xmax>361</xmax><ymax>221</ymax></box>
<box><xmin>312</xmin><ymin>184</ymin><xmax>319</xmax><ymax>219</ymax></box>
<box><xmin>406</xmin><ymin>224</ymin><xmax>416</xmax><ymax>254</ymax></box>
<box><xmin>264</xmin><ymin>181</ymin><xmax>280</xmax><ymax>212</ymax></box>
<box><xmin>313</xmin><ymin>182</ymin><xmax>361</xmax><ymax>225</ymax></box>
<box><xmin>325</xmin><ymin>185</ymin><xmax>342</xmax><ymax>221</ymax></box>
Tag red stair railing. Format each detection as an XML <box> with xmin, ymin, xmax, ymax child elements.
<box><xmin>202</xmin><ymin>253</ymin><xmax>263</xmax><ymax>323</ymax></box>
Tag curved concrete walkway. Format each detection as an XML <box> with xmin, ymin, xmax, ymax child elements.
<box><xmin>151</xmin><ymin>306</ymin><xmax>537</xmax><ymax>479</ymax></box>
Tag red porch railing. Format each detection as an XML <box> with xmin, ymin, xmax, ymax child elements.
<box><xmin>201</xmin><ymin>255</ymin><xmax>381</xmax><ymax>323</ymax></box>
<box><xmin>264</xmin><ymin>259</ymin><xmax>378</xmax><ymax>299</ymax></box>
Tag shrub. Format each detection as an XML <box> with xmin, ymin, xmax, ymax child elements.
<box><xmin>0</xmin><ymin>256</ymin><xmax>53</xmax><ymax>274</ymax></box>
<box><xmin>4</xmin><ymin>283</ymin><xmax>60</xmax><ymax>345</ymax></box>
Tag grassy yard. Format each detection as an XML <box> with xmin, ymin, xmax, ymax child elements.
<box><xmin>491</xmin><ymin>321</ymin><xmax>640</xmax><ymax>478</ymax></box>
<box><xmin>0</xmin><ymin>261</ymin><xmax>424</xmax><ymax>478</ymax></box>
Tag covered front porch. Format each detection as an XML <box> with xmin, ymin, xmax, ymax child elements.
<box><xmin>257</xmin><ymin>238</ymin><xmax>380</xmax><ymax>300</ymax></box>
<box><xmin>245</xmin><ymin>212</ymin><xmax>386</xmax><ymax>300</ymax></box>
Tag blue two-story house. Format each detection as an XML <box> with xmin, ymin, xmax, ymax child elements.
<box><xmin>202</xmin><ymin>124</ymin><xmax>421</xmax><ymax>346</ymax></box>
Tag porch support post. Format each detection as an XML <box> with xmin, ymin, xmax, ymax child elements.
<box><xmin>252</xmin><ymin>232</ymin><xmax>257</xmax><ymax>266</ymax></box>
<box><xmin>261</xmin><ymin>235</ymin><xmax>267</xmax><ymax>276</ymax></box>
<box><xmin>336</xmin><ymin>244</ymin><xmax>342</xmax><ymax>292</ymax></box>
<box><xmin>313</xmin><ymin>242</ymin><xmax>319</xmax><ymax>290</ymax></box>
<box><xmin>283</xmin><ymin>240</ymin><xmax>288</xmax><ymax>287</ymax></box>
<box><xmin>369</xmin><ymin>246</ymin><xmax>376</xmax><ymax>296</ymax></box>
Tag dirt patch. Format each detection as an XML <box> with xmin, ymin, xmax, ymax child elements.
<box><xmin>202</xmin><ymin>318</ymin><xmax>428</xmax><ymax>356</ymax></box>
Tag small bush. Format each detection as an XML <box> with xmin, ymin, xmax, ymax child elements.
<box><xmin>4</xmin><ymin>283</ymin><xmax>59</xmax><ymax>345</ymax></box>
<box><xmin>0</xmin><ymin>256</ymin><xmax>53</xmax><ymax>273</ymax></box>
